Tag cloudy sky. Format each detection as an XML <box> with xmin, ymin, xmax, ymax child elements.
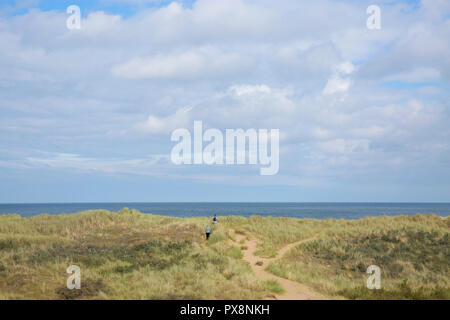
<box><xmin>0</xmin><ymin>0</ymin><xmax>449</xmax><ymax>202</ymax></box>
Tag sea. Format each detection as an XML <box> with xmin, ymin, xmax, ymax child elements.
<box><xmin>0</xmin><ymin>202</ymin><xmax>449</xmax><ymax>220</ymax></box>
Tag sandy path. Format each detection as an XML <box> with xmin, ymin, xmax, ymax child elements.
<box><xmin>231</xmin><ymin>233</ymin><xmax>327</xmax><ymax>300</ymax></box>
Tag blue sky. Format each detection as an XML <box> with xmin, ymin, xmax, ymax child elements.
<box><xmin>2</xmin><ymin>0</ymin><xmax>195</xmax><ymax>17</ymax></box>
<box><xmin>0</xmin><ymin>0</ymin><xmax>449</xmax><ymax>202</ymax></box>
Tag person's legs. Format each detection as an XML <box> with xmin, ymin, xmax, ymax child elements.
<box><xmin>206</xmin><ymin>232</ymin><xmax>210</xmax><ymax>240</ymax></box>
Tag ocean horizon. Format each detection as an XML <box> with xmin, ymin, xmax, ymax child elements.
<box><xmin>1</xmin><ymin>202</ymin><xmax>449</xmax><ymax>220</ymax></box>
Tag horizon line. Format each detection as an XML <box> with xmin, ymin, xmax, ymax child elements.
<box><xmin>1</xmin><ymin>201</ymin><xmax>450</xmax><ymax>205</ymax></box>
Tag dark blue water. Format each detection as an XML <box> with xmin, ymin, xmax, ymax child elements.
<box><xmin>0</xmin><ymin>203</ymin><xmax>449</xmax><ymax>219</ymax></box>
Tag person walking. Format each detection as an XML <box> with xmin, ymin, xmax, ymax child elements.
<box><xmin>212</xmin><ymin>214</ymin><xmax>218</xmax><ymax>224</ymax></box>
<box><xmin>205</xmin><ymin>225</ymin><xmax>211</xmax><ymax>240</ymax></box>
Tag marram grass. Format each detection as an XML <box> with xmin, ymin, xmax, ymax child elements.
<box><xmin>0</xmin><ymin>208</ymin><xmax>448</xmax><ymax>300</ymax></box>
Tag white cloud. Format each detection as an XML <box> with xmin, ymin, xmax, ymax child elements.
<box><xmin>336</xmin><ymin>61</ymin><xmax>355</xmax><ymax>75</ymax></box>
<box><xmin>421</xmin><ymin>0</ymin><xmax>450</xmax><ymax>19</ymax></box>
<box><xmin>133</xmin><ymin>106</ymin><xmax>193</xmax><ymax>134</ymax></box>
<box><xmin>384</xmin><ymin>67</ymin><xmax>441</xmax><ymax>82</ymax></box>
<box><xmin>317</xmin><ymin>139</ymin><xmax>370</xmax><ymax>155</ymax></box>
<box><xmin>0</xmin><ymin>0</ymin><xmax>449</xmax><ymax>191</ymax></box>
<box><xmin>229</xmin><ymin>84</ymin><xmax>271</xmax><ymax>96</ymax></box>
<box><xmin>81</xmin><ymin>11</ymin><xmax>122</xmax><ymax>36</ymax></box>
<box><xmin>323</xmin><ymin>61</ymin><xmax>355</xmax><ymax>94</ymax></box>
<box><xmin>22</xmin><ymin>152</ymin><xmax>171</xmax><ymax>175</ymax></box>
<box><xmin>111</xmin><ymin>47</ymin><xmax>252</xmax><ymax>79</ymax></box>
<box><xmin>323</xmin><ymin>76</ymin><xmax>352</xmax><ymax>94</ymax></box>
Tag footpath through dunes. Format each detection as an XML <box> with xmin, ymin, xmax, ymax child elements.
<box><xmin>230</xmin><ymin>231</ymin><xmax>328</xmax><ymax>300</ymax></box>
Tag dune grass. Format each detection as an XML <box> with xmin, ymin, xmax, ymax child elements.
<box><xmin>220</xmin><ymin>215</ymin><xmax>325</xmax><ymax>257</ymax></box>
<box><xmin>0</xmin><ymin>208</ymin><xmax>267</xmax><ymax>300</ymax></box>
<box><xmin>0</xmin><ymin>209</ymin><xmax>448</xmax><ymax>300</ymax></box>
<box><xmin>266</xmin><ymin>214</ymin><xmax>449</xmax><ymax>299</ymax></box>
<box><xmin>263</xmin><ymin>279</ymin><xmax>285</xmax><ymax>294</ymax></box>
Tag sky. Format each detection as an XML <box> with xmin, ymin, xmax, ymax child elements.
<box><xmin>0</xmin><ymin>0</ymin><xmax>449</xmax><ymax>203</ymax></box>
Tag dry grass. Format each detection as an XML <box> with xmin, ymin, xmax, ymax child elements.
<box><xmin>0</xmin><ymin>210</ymin><xmax>448</xmax><ymax>300</ymax></box>
<box><xmin>220</xmin><ymin>216</ymin><xmax>325</xmax><ymax>257</ymax></box>
<box><xmin>267</xmin><ymin>214</ymin><xmax>449</xmax><ymax>299</ymax></box>
<box><xmin>0</xmin><ymin>209</ymin><xmax>266</xmax><ymax>300</ymax></box>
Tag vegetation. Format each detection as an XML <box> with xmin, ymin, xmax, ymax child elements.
<box><xmin>0</xmin><ymin>209</ymin><xmax>448</xmax><ymax>300</ymax></box>
<box><xmin>264</xmin><ymin>279</ymin><xmax>285</xmax><ymax>294</ymax></box>
<box><xmin>219</xmin><ymin>215</ymin><xmax>325</xmax><ymax>257</ymax></box>
<box><xmin>267</xmin><ymin>214</ymin><xmax>449</xmax><ymax>299</ymax></box>
<box><xmin>0</xmin><ymin>209</ymin><xmax>266</xmax><ymax>299</ymax></box>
